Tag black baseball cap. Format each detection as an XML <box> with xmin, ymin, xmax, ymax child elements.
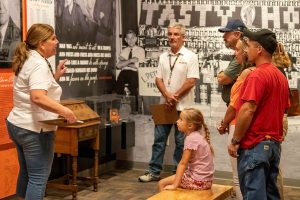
<box><xmin>218</xmin><ymin>19</ymin><xmax>246</xmax><ymax>32</ymax></box>
<box><xmin>243</xmin><ymin>29</ymin><xmax>277</xmax><ymax>55</ymax></box>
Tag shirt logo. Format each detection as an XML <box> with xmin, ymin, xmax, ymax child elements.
<box><xmin>264</xmin><ymin>145</ymin><xmax>269</xmax><ymax>151</ymax></box>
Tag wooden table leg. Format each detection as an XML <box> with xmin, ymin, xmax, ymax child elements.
<box><xmin>93</xmin><ymin>150</ymin><xmax>99</xmax><ymax>192</ymax></box>
<box><xmin>72</xmin><ymin>156</ymin><xmax>78</xmax><ymax>200</ymax></box>
<box><xmin>66</xmin><ymin>155</ymin><xmax>71</xmax><ymax>185</ymax></box>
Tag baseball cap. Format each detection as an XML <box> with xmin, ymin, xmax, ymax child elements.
<box><xmin>218</xmin><ymin>19</ymin><xmax>246</xmax><ymax>32</ymax></box>
<box><xmin>243</xmin><ymin>29</ymin><xmax>277</xmax><ymax>55</ymax></box>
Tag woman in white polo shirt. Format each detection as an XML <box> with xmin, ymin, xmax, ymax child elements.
<box><xmin>6</xmin><ymin>23</ymin><xmax>77</xmax><ymax>200</ymax></box>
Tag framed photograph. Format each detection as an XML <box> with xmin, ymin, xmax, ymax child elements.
<box><xmin>0</xmin><ymin>0</ymin><xmax>22</xmax><ymax>68</ymax></box>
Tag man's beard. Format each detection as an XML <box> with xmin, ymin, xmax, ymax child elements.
<box><xmin>224</xmin><ymin>41</ymin><xmax>232</xmax><ymax>49</ymax></box>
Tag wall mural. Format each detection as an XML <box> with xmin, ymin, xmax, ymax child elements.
<box><xmin>55</xmin><ymin>0</ymin><xmax>116</xmax><ymax>99</ymax></box>
<box><xmin>138</xmin><ymin>0</ymin><xmax>300</xmax><ymax>119</ymax></box>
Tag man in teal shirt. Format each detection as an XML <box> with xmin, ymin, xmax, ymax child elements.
<box><xmin>217</xmin><ymin>19</ymin><xmax>246</xmax><ymax>105</ymax></box>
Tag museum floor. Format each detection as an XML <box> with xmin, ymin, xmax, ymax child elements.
<box><xmin>3</xmin><ymin>168</ymin><xmax>300</xmax><ymax>200</ymax></box>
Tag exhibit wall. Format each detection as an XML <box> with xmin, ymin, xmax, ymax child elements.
<box><xmin>0</xmin><ymin>69</ymin><xmax>18</xmax><ymax>199</ymax></box>
<box><xmin>0</xmin><ymin>0</ymin><xmax>117</xmax><ymax>198</ymax></box>
<box><xmin>117</xmin><ymin>0</ymin><xmax>300</xmax><ymax>183</ymax></box>
<box><xmin>1</xmin><ymin>0</ymin><xmax>300</xmax><ymax>197</ymax></box>
<box><xmin>138</xmin><ymin>0</ymin><xmax>300</xmax><ymax>102</ymax></box>
<box><xmin>0</xmin><ymin>0</ymin><xmax>22</xmax><ymax>197</ymax></box>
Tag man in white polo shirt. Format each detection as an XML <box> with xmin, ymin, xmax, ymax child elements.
<box><xmin>139</xmin><ymin>22</ymin><xmax>199</xmax><ymax>182</ymax></box>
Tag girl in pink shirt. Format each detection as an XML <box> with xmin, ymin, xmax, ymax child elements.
<box><xmin>158</xmin><ymin>108</ymin><xmax>214</xmax><ymax>191</ymax></box>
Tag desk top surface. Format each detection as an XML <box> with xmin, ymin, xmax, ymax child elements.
<box><xmin>59</xmin><ymin>120</ymin><xmax>100</xmax><ymax>128</ymax></box>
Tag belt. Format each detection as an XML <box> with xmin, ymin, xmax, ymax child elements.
<box><xmin>264</xmin><ymin>135</ymin><xmax>281</xmax><ymax>144</ymax></box>
<box><xmin>265</xmin><ymin>135</ymin><xmax>272</xmax><ymax>140</ymax></box>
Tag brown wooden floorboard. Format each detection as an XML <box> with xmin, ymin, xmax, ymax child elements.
<box><xmin>3</xmin><ymin>169</ymin><xmax>300</xmax><ymax>200</ymax></box>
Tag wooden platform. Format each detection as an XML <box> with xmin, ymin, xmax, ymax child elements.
<box><xmin>147</xmin><ymin>184</ymin><xmax>233</xmax><ymax>200</ymax></box>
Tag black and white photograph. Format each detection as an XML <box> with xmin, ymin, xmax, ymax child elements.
<box><xmin>55</xmin><ymin>0</ymin><xmax>114</xmax><ymax>45</ymax></box>
<box><xmin>54</xmin><ymin>0</ymin><xmax>116</xmax><ymax>98</ymax></box>
<box><xmin>0</xmin><ymin>0</ymin><xmax>21</xmax><ymax>67</ymax></box>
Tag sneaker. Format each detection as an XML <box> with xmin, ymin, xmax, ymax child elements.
<box><xmin>138</xmin><ymin>172</ymin><xmax>160</xmax><ymax>182</ymax></box>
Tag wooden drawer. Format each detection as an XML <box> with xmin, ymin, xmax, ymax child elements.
<box><xmin>78</xmin><ymin>125</ymin><xmax>98</xmax><ymax>141</ymax></box>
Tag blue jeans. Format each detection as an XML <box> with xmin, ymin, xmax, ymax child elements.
<box><xmin>237</xmin><ymin>140</ymin><xmax>281</xmax><ymax>200</ymax></box>
<box><xmin>148</xmin><ymin>124</ymin><xmax>185</xmax><ymax>176</ymax></box>
<box><xmin>6</xmin><ymin>120</ymin><xmax>55</xmax><ymax>200</ymax></box>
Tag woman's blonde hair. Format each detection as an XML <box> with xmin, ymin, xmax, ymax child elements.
<box><xmin>272</xmin><ymin>43</ymin><xmax>291</xmax><ymax>69</ymax></box>
<box><xmin>181</xmin><ymin>108</ymin><xmax>214</xmax><ymax>155</ymax></box>
<box><xmin>12</xmin><ymin>23</ymin><xmax>54</xmax><ymax>76</ymax></box>
<box><xmin>238</xmin><ymin>38</ymin><xmax>253</xmax><ymax>72</ymax></box>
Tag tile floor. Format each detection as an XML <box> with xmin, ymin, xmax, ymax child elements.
<box><xmin>4</xmin><ymin>169</ymin><xmax>300</xmax><ymax>200</ymax></box>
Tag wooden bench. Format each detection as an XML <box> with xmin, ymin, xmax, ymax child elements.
<box><xmin>147</xmin><ymin>184</ymin><xmax>233</xmax><ymax>200</ymax></box>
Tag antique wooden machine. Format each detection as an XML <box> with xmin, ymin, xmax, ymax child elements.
<box><xmin>45</xmin><ymin>99</ymin><xmax>100</xmax><ymax>200</ymax></box>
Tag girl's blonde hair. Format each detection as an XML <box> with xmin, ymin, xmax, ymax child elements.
<box><xmin>181</xmin><ymin>108</ymin><xmax>214</xmax><ymax>155</ymax></box>
<box><xmin>272</xmin><ymin>42</ymin><xmax>291</xmax><ymax>69</ymax></box>
<box><xmin>12</xmin><ymin>23</ymin><xmax>54</xmax><ymax>76</ymax></box>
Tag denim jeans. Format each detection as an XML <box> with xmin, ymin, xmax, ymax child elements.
<box><xmin>148</xmin><ymin>124</ymin><xmax>185</xmax><ymax>176</ymax></box>
<box><xmin>228</xmin><ymin>125</ymin><xmax>243</xmax><ymax>200</ymax></box>
<box><xmin>6</xmin><ymin>120</ymin><xmax>55</xmax><ymax>200</ymax></box>
<box><xmin>237</xmin><ymin>140</ymin><xmax>281</xmax><ymax>200</ymax></box>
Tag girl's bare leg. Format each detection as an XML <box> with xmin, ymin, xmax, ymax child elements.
<box><xmin>158</xmin><ymin>175</ymin><xmax>176</xmax><ymax>191</ymax></box>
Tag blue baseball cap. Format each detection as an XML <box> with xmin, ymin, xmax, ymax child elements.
<box><xmin>218</xmin><ymin>19</ymin><xmax>246</xmax><ymax>32</ymax></box>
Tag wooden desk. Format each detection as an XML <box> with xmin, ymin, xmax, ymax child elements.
<box><xmin>47</xmin><ymin>120</ymin><xmax>100</xmax><ymax>200</ymax></box>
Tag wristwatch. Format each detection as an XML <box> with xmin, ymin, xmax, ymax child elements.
<box><xmin>231</xmin><ymin>138</ymin><xmax>240</xmax><ymax>145</ymax></box>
